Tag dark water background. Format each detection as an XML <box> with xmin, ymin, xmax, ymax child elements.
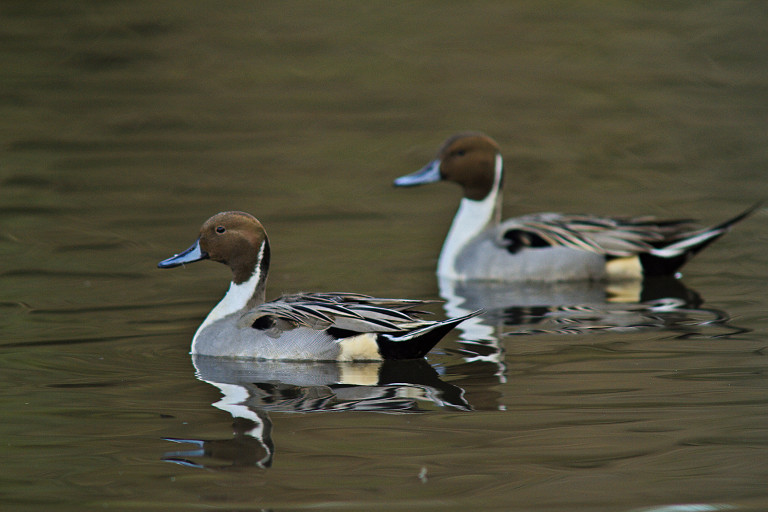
<box><xmin>1</xmin><ymin>2</ymin><xmax>767</xmax><ymax>511</ymax></box>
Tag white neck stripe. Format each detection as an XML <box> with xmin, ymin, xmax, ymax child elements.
<box><xmin>192</xmin><ymin>241</ymin><xmax>266</xmax><ymax>345</ymax></box>
<box><xmin>437</xmin><ymin>153</ymin><xmax>503</xmax><ymax>278</ymax></box>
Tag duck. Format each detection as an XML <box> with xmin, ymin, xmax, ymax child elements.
<box><xmin>394</xmin><ymin>132</ymin><xmax>759</xmax><ymax>282</ymax></box>
<box><xmin>158</xmin><ymin>211</ymin><xmax>479</xmax><ymax>360</ymax></box>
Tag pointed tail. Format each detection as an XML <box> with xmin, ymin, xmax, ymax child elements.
<box><xmin>377</xmin><ymin>310</ymin><xmax>483</xmax><ymax>359</ymax></box>
<box><xmin>640</xmin><ymin>202</ymin><xmax>761</xmax><ymax>276</ymax></box>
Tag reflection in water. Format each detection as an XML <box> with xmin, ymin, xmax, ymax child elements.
<box><xmin>164</xmin><ymin>414</ymin><xmax>274</xmax><ymax>470</ymax></box>
<box><xmin>439</xmin><ymin>276</ymin><xmax>747</xmax><ymax>377</ymax></box>
<box><xmin>163</xmin><ymin>355</ymin><xmax>471</xmax><ymax>469</ymax></box>
<box><xmin>629</xmin><ymin>505</ymin><xmax>735</xmax><ymax>512</ymax></box>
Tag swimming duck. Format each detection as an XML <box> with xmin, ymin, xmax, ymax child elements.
<box><xmin>158</xmin><ymin>211</ymin><xmax>479</xmax><ymax>360</ymax></box>
<box><xmin>394</xmin><ymin>132</ymin><xmax>758</xmax><ymax>282</ymax></box>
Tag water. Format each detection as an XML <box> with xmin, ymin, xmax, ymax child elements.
<box><xmin>1</xmin><ymin>1</ymin><xmax>767</xmax><ymax>510</ymax></box>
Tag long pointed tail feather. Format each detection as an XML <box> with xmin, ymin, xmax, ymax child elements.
<box><xmin>641</xmin><ymin>202</ymin><xmax>761</xmax><ymax>276</ymax></box>
<box><xmin>377</xmin><ymin>310</ymin><xmax>483</xmax><ymax>359</ymax></box>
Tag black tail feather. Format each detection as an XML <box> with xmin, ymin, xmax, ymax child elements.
<box><xmin>640</xmin><ymin>202</ymin><xmax>761</xmax><ymax>276</ymax></box>
<box><xmin>639</xmin><ymin>252</ymin><xmax>691</xmax><ymax>277</ymax></box>
<box><xmin>709</xmin><ymin>201</ymin><xmax>762</xmax><ymax>232</ymax></box>
<box><xmin>377</xmin><ymin>310</ymin><xmax>483</xmax><ymax>359</ymax></box>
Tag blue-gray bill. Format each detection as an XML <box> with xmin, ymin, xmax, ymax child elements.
<box><xmin>157</xmin><ymin>239</ymin><xmax>209</xmax><ymax>268</ymax></box>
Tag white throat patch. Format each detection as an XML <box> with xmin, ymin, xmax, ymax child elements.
<box><xmin>438</xmin><ymin>153</ymin><xmax>503</xmax><ymax>279</ymax></box>
<box><xmin>191</xmin><ymin>241</ymin><xmax>266</xmax><ymax>349</ymax></box>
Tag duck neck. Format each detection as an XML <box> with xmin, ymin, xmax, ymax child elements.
<box><xmin>195</xmin><ymin>239</ymin><xmax>270</xmax><ymax>334</ymax></box>
<box><xmin>437</xmin><ymin>153</ymin><xmax>503</xmax><ymax>279</ymax></box>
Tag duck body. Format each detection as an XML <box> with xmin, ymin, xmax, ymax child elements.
<box><xmin>395</xmin><ymin>132</ymin><xmax>758</xmax><ymax>283</ymax></box>
<box><xmin>158</xmin><ymin>211</ymin><xmax>478</xmax><ymax>360</ymax></box>
<box><xmin>449</xmin><ymin>223</ymin><xmax>606</xmax><ymax>281</ymax></box>
<box><xmin>190</xmin><ymin>291</ymin><xmax>470</xmax><ymax>361</ymax></box>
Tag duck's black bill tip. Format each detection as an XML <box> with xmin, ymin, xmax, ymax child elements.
<box><xmin>157</xmin><ymin>259</ymin><xmax>182</xmax><ymax>269</ymax></box>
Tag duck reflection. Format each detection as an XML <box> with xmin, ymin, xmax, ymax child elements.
<box><xmin>439</xmin><ymin>275</ymin><xmax>746</xmax><ymax>358</ymax></box>
<box><xmin>164</xmin><ymin>412</ymin><xmax>273</xmax><ymax>469</ymax></box>
<box><xmin>163</xmin><ymin>355</ymin><xmax>470</xmax><ymax>469</ymax></box>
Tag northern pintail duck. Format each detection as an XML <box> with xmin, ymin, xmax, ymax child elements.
<box><xmin>158</xmin><ymin>211</ymin><xmax>479</xmax><ymax>360</ymax></box>
<box><xmin>394</xmin><ymin>132</ymin><xmax>758</xmax><ymax>282</ymax></box>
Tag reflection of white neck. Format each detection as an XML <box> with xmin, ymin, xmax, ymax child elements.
<box><xmin>437</xmin><ymin>276</ymin><xmax>497</xmax><ymax>343</ymax></box>
<box><xmin>437</xmin><ymin>154</ymin><xmax>503</xmax><ymax>279</ymax></box>
<box><xmin>209</xmin><ymin>381</ymin><xmax>265</xmax><ymax>428</ymax></box>
<box><xmin>437</xmin><ymin>276</ymin><xmax>506</xmax><ymax>387</ymax></box>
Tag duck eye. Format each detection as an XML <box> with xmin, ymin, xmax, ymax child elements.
<box><xmin>454</xmin><ymin>149</ymin><xmax>466</xmax><ymax>157</ymax></box>
<box><xmin>215</xmin><ymin>226</ymin><xmax>226</xmax><ymax>234</ymax></box>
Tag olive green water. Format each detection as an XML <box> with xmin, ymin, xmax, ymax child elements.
<box><xmin>2</xmin><ymin>1</ymin><xmax>768</xmax><ymax>511</ymax></box>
